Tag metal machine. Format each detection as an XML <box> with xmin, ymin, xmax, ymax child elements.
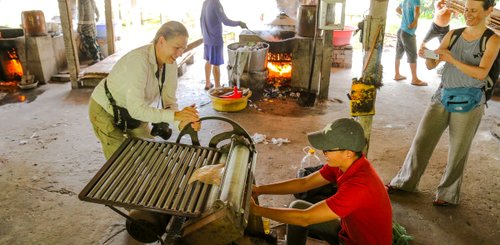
<box><xmin>79</xmin><ymin>117</ymin><xmax>267</xmax><ymax>244</ymax></box>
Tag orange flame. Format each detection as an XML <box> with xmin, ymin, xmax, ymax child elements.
<box><xmin>2</xmin><ymin>48</ymin><xmax>24</xmax><ymax>80</ymax></box>
<box><xmin>267</xmin><ymin>62</ymin><xmax>292</xmax><ymax>78</ymax></box>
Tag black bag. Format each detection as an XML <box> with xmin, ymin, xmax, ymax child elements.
<box><xmin>448</xmin><ymin>28</ymin><xmax>499</xmax><ymax>101</ymax></box>
<box><xmin>294</xmin><ymin>165</ymin><xmax>338</xmax><ymax>203</ymax></box>
<box><xmin>104</xmin><ymin>80</ymin><xmax>141</xmax><ymax>131</ymax></box>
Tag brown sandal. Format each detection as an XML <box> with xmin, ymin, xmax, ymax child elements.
<box><xmin>385</xmin><ymin>184</ymin><xmax>400</xmax><ymax>194</ymax></box>
<box><xmin>432</xmin><ymin>199</ymin><xmax>451</xmax><ymax>206</ymax></box>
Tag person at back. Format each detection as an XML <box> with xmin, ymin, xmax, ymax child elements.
<box><xmin>200</xmin><ymin>0</ymin><xmax>247</xmax><ymax>90</ymax></box>
<box><xmin>394</xmin><ymin>0</ymin><xmax>428</xmax><ymax>86</ymax></box>
<box><xmin>386</xmin><ymin>0</ymin><xmax>499</xmax><ymax>207</ymax></box>
<box><xmin>78</xmin><ymin>0</ymin><xmax>104</xmax><ymax>65</ymax></box>
<box><xmin>420</xmin><ymin>0</ymin><xmax>456</xmax><ymax>50</ymax></box>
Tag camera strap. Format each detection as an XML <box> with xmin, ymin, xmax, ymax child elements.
<box><xmin>157</xmin><ymin>64</ymin><xmax>166</xmax><ymax>109</ymax></box>
<box><xmin>104</xmin><ymin>79</ymin><xmax>118</xmax><ymax>107</ymax></box>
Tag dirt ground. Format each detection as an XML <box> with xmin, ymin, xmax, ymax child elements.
<box><xmin>0</xmin><ymin>46</ymin><xmax>499</xmax><ymax>245</ymax></box>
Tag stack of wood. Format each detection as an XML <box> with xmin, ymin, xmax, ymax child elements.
<box><xmin>488</xmin><ymin>8</ymin><xmax>500</xmax><ymax>35</ymax></box>
<box><xmin>446</xmin><ymin>0</ymin><xmax>500</xmax><ymax>35</ymax></box>
<box><xmin>446</xmin><ymin>0</ymin><xmax>464</xmax><ymax>13</ymax></box>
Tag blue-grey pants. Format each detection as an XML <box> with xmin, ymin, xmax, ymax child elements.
<box><xmin>390</xmin><ymin>100</ymin><xmax>485</xmax><ymax>204</ymax></box>
<box><xmin>396</xmin><ymin>29</ymin><xmax>417</xmax><ymax>63</ymax></box>
<box><xmin>286</xmin><ymin>200</ymin><xmax>341</xmax><ymax>245</ymax></box>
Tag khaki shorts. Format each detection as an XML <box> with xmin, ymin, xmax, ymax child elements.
<box><xmin>88</xmin><ymin>99</ymin><xmax>151</xmax><ymax>159</ymax></box>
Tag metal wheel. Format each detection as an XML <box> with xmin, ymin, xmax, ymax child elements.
<box><xmin>175</xmin><ymin>116</ymin><xmax>253</xmax><ymax>148</ymax></box>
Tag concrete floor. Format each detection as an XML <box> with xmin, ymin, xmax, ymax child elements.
<box><xmin>0</xmin><ymin>46</ymin><xmax>499</xmax><ymax>244</ymax></box>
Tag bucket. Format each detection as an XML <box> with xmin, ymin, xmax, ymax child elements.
<box><xmin>21</xmin><ymin>10</ymin><xmax>48</xmax><ymax>36</ymax></box>
<box><xmin>208</xmin><ymin>87</ymin><xmax>252</xmax><ymax>112</ymax></box>
<box><xmin>296</xmin><ymin>5</ymin><xmax>316</xmax><ymax>38</ymax></box>
<box><xmin>332</xmin><ymin>26</ymin><xmax>356</xmax><ymax>46</ymax></box>
<box><xmin>227</xmin><ymin>42</ymin><xmax>269</xmax><ymax>72</ymax></box>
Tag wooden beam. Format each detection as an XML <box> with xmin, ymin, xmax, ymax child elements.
<box><xmin>319</xmin><ymin>30</ymin><xmax>333</xmax><ymax>99</ymax></box>
<box><xmin>57</xmin><ymin>0</ymin><xmax>80</xmax><ymax>89</ymax></box>
<box><xmin>358</xmin><ymin>0</ymin><xmax>389</xmax><ymax>155</ymax></box>
<box><xmin>104</xmin><ymin>0</ymin><xmax>115</xmax><ymax>56</ymax></box>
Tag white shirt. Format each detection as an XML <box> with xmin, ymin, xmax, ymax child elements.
<box><xmin>91</xmin><ymin>44</ymin><xmax>178</xmax><ymax>126</ymax></box>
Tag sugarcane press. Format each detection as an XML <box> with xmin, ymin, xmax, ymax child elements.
<box><xmin>79</xmin><ymin>116</ymin><xmax>268</xmax><ymax>244</ymax></box>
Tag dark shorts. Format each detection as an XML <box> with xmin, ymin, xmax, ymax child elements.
<box><xmin>204</xmin><ymin>44</ymin><xmax>224</xmax><ymax>65</ymax></box>
<box><xmin>396</xmin><ymin>29</ymin><xmax>417</xmax><ymax>63</ymax></box>
<box><xmin>423</xmin><ymin>22</ymin><xmax>449</xmax><ymax>43</ymax></box>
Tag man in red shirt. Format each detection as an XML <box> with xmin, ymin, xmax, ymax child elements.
<box><xmin>251</xmin><ymin>118</ymin><xmax>392</xmax><ymax>244</ymax></box>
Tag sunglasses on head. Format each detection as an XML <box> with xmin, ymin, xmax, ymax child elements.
<box><xmin>322</xmin><ymin>149</ymin><xmax>344</xmax><ymax>154</ymax></box>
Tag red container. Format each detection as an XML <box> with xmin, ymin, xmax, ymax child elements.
<box><xmin>332</xmin><ymin>26</ymin><xmax>356</xmax><ymax>46</ymax></box>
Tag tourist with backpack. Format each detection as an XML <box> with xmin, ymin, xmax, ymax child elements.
<box><xmin>386</xmin><ymin>0</ymin><xmax>499</xmax><ymax>206</ymax></box>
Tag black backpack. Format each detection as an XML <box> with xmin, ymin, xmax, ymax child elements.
<box><xmin>448</xmin><ymin>28</ymin><xmax>499</xmax><ymax>101</ymax></box>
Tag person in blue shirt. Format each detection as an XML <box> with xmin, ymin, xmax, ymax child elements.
<box><xmin>394</xmin><ymin>0</ymin><xmax>427</xmax><ymax>86</ymax></box>
<box><xmin>200</xmin><ymin>0</ymin><xmax>247</xmax><ymax>90</ymax></box>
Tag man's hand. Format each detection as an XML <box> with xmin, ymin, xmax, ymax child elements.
<box><xmin>251</xmin><ymin>185</ymin><xmax>261</xmax><ymax>199</ymax></box>
<box><xmin>175</xmin><ymin>104</ymin><xmax>200</xmax><ymax>131</ymax></box>
<box><xmin>408</xmin><ymin>21</ymin><xmax>418</xmax><ymax>29</ymax></box>
<box><xmin>435</xmin><ymin>48</ymin><xmax>453</xmax><ymax>63</ymax></box>
<box><xmin>179</xmin><ymin>121</ymin><xmax>201</xmax><ymax>132</ymax></box>
<box><xmin>249</xmin><ymin>197</ymin><xmax>260</xmax><ymax>216</ymax></box>
<box><xmin>239</xmin><ymin>21</ymin><xmax>248</xmax><ymax>29</ymax></box>
<box><xmin>418</xmin><ymin>46</ymin><xmax>427</xmax><ymax>58</ymax></box>
<box><xmin>396</xmin><ymin>6</ymin><xmax>402</xmax><ymax>15</ymax></box>
<box><xmin>175</xmin><ymin>104</ymin><xmax>199</xmax><ymax>122</ymax></box>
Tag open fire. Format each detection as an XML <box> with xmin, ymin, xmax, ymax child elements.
<box><xmin>267</xmin><ymin>52</ymin><xmax>292</xmax><ymax>87</ymax></box>
<box><xmin>0</xmin><ymin>47</ymin><xmax>24</xmax><ymax>84</ymax></box>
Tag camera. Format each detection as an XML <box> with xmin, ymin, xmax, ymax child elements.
<box><xmin>423</xmin><ymin>49</ymin><xmax>439</xmax><ymax>60</ymax></box>
<box><xmin>151</xmin><ymin>122</ymin><xmax>172</xmax><ymax>140</ymax></box>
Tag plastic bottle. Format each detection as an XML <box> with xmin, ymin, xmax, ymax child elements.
<box><xmin>297</xmin><ymin>146</ymin><xmax>322</xmax><ymax>178</ymax></box>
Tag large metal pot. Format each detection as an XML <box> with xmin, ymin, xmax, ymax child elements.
<box><xmin>21</xmin><ymin>10</ymin><xmax>48</xmax><ymax>37</ymax></box>
<box><xmin>227</xmin><ymin>42</ymin><xmax>269</xmax><ymax>72</ymax></box>
<box><xmin>296</xmin><ymin>5</ymin><xmax>316</xmax><ymax>37</ymax></box>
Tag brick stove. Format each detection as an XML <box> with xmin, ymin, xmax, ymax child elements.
<box><xmin>236</xmin><ymin>29</ymin><xmax>333</xmax><ymax>100</ymax></box>
<box><xmin>0</xmin><ymin>28</ymin><xmax>66</xmax><ymax>84</ymax></box>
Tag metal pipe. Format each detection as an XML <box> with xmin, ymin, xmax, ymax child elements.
<box><xmin>204</xmin><ymin>152</ymin><xmax>226</xmax><ymax>211</ymax></box>
<box><xmin>154</xmin><ymin>147</ymin><xmax>191</xmax><ymax>207</ymax></box>
<box><xmin>162</xmin><ymin>148</ymin><xmax>195</xmax><ymax>209</ymax></box>
<box><xmin>171</xmin><ymin>148</ymin><xmax>201</xmax><ymax>209</ymax></box>
<box><xmin>124</xmin><ymin>142</ymin><xmax>166</xmax><ymax>204</ymax></box>
<box><xmin>218</xmin><ymin>144</ymin><xmax>250</xmax><ymax>212</ymax></box>
<box><xmin>103</xmin><ymin>140</ymin><xmax>149</xmax><ymax>200</ymax></box>
<box><xmin>145</xmin><ymin>144</ymin><xmax>183</xmax><ymax>207</ymax></box>
<box><xmin>178</xmin><ymin>149</ymin><xmax>208</xmax><ymax>212</ymax></box>
<box><xmin>132</xmin><ymin>144</ymin><xmax>172</xmax><ymax>204</ymax></box>
<box><xmin>113</xmin><ymin>141</ymin><xmax>156</xmax><ymax>202</ymax></box>
<box><xmin>88</xmin><ymin>139</ymin><xmax>135</xmax><ymax>198</ymax></box>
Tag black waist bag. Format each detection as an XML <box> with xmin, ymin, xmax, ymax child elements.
<box><xmin>294</xmin><ymin>165</ymin><xmax>338</xmax><ymax>203</ymax></box>
<box><xmin>111</xmin><ymin>104</ymin><xmax>141</xmax><ymax>131</ymax></box>
<box><xmin>104</xmin><ymin>80</ymin><xmax>141</xmax><ymax>131</ymax></box>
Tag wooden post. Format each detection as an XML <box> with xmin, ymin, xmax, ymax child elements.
<box><xmin>359</xmin><ymin>0</ymin><xmax>389</xmax><ymax>154</ymax></box>
<box><xmin>319</xmin><ymin>30</ymin><xmax>333</xmax><ymax>99</ymax></box>
<box><xmin>57</xmin><ymin>0</ymin><xmax>80</xmax><ymax>89</ymax></box>
<box><xmin>104</xmin><ymin>0</ymin><xmax>115</xmax><ymax>56</ymax></box>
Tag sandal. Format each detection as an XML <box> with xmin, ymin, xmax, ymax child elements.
<box><xmin>385</xmin><ymin>184</ymin><xmax>400</xmax><ymax>194</ymax></box>
<box><xmin>432</xmin><ymin>199</ymin><xmax>451</xmax><ymax>206</ymax></box>
<box><xmin>204</xmin><ymin>83</ymin><xmax>214</xmax><ymax>90</ymax></box>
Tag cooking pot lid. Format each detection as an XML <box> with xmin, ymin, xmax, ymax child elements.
<box><xmin>268</xmin><ymin>12</ymin><xmax>296</xmax><ymax>26</ymax></box>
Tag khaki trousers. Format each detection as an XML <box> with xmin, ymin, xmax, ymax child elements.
<box><xmin>88</xmin><ymin>99</ymin><xmax>152</xmax><ymax>159</ymax></box>
<box><xmin>390</xmin><ymin>100</ymin><xmax>484</xmax><ymax>204</ymax></box>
